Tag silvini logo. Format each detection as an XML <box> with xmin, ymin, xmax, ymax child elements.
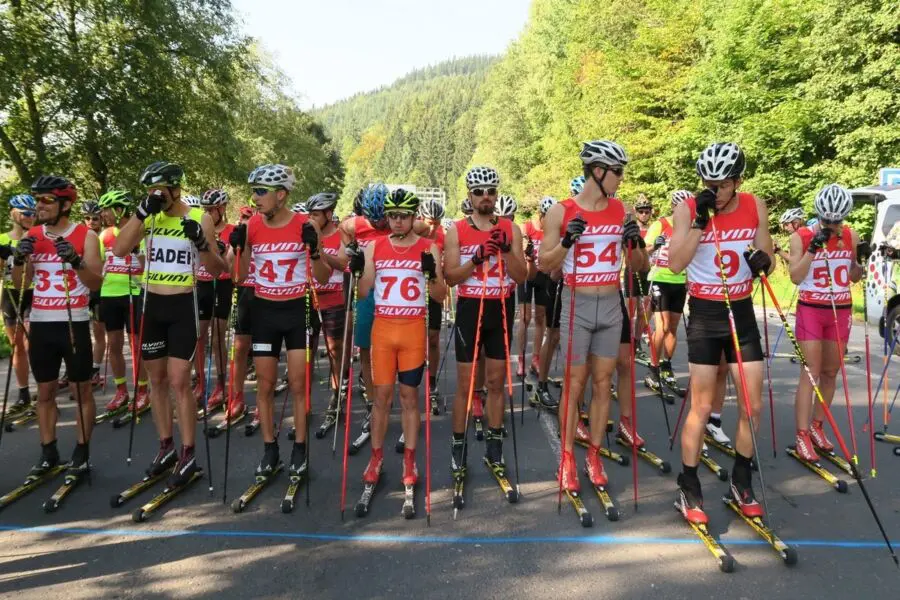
<box><xmin>146</xmin><ymin>227</ymin><xmax>190</xmax><ymax>238</ymax></box>
<box><xmin>148</xmin><ymin>272</ymin><xmax>192</xmax><ymax>284</ymax></box>
<box><xmin>375</xmin><ymin>259</ymin><xmax>420</xmax><ymax>269</ymax></box>
<box><xmin>150</xmin><ymin>246</ymin><xmax>192</xmax><ymax>265</ymax></box>
<box><xmin>700</xmin><ymin>228</ymin><xmax>755</xmax><ymax>242</ymax></box>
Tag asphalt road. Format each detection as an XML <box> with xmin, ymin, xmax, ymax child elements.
<box><xmin>0</xmin><ymin>307</ymin><xmax>898</xmax><ymax>599</ymax></box>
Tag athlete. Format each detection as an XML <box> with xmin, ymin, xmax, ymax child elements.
<box><xmin>230</xmin><ymin>205</ymin><xmax>256</xmax><ymax>420</ymax></box>
<box><xmin>668</xmin><ymin>142</ymin><xmax>774</xmax><ymax>522</ymax></box>
<box><xmin>625</xmin><ymin>194</ymin><xmax>653</xmax><ymax>363</ymax></box>
<box><xmin>232</xmin><ymin>164</ymin><xmax>331</xmax><ymax>481</ymax></box>
<box><xmin>0</xmin><ymin>194</ymin><xmax>36</xmax><ymax>411</ymax></box>
<box><xmin>530</xmin><ymin>196</ymin><xmax>563</xmax><ymax>411</ymax></box>
<box><xmin>355</xmin><ymin>189</ymin><xmax>446</xmax><ymax>493</ymax></box>
<box><xmin>444</xmin><ymin>166</ymin><xmax>527</xmax><ymax>482</ymax></box>
<box><xmin>83</xmin><ymin>200</ymin><xmax>106</xmax><ymax>386</ymax></box>
<box><xmin>541</xmin><ymin>141</ymin><xmax>648</xmax><ymax>492</ymax></box>
<box><xmin>418</xmin><ymin>199</ymin><xmax>447</xmax><ymax>414</ymax></box>
<box><xmin>788</xmin><ymin>184</ymin><xmax>862</xmax><ymax>461</ymax></box>
<box><xmin>517</xmin><ymin>197</ymin><xmax>548</xmax><ymax>379</ymax></box>
<box><xmin>192</xmin><ymin>189</ymin><xmax>235</xmax><ymax>414</ymax></box>
<box><xmin>113</xmin><ymin>161</ymin><xmax>225</xmax><ymax>488</ymax></box>
<box><xmin>644</xmin><ymin>190</ymin><xmax>691</xmax><ymax>395</ymax></box>
<box><xmin>776</xmin><ymin>208</ymin><xmax>805</xmax><ymax>265</ymax></box>
<box><xmin>11</xmin><ymin>176</ymin><xmax>103</xmax><ymax>478</ymax></box>
<box><xmin>96</xmin><ymin>190</ymin><xmax>150</xmax><ymax>415</ymax></box>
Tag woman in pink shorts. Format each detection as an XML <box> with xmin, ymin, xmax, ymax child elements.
<box><xmin>787</xmin><ymin>184</ymin><xmax>864</xmax><ymax>462</ymax></box>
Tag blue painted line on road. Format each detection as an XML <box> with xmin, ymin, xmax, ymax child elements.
<box><xmin>0</xmin><ymin>523</ymin><xmax>888</xmax><ymax>550</ymax></box>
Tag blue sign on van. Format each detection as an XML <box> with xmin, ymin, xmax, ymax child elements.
<box><xmin>879</xmin><ymin>168</ymin><xmax>900</xmax><ymax>186</ymax></box>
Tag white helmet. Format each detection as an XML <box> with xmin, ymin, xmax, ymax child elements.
<box><xmin>671</xmin><ymin>190</ymin><xmax>694</xmax><ymax>207</ymax></box>
<box><xmin>248</xmin><ymin>163</ymin><xmax>295</xmax><ymax>191</ymax></box>
<box><xmin>291</xmin><ymin>202</ymin><xmax>308</xmax><ymax>214</ymax></box>
<box><xmin>465</xmin><ymin>166</ymin><xmax>500</xmax><ymax>190</ymax></box>
<box><xmin>579</xmin><ymin>140</ymin><xmax>628</xmax><ymax>167</ymax></box>
<box><xmin>200</xmin><ymin>189</ymin><xmax>228</xmax><ymax>207</ymax></box>
<box><xmin>570</xmin><ymin>176</ymin><xmax>585</xmax><ymax>195</ymax></box>
<box><xmin>460</xmin><ymin>197</ymin><xmax>473</xmax><ymax>215</ymax></box>
<box><xmin>814</xmin><ymin>184</ymin><xmax>853</xmax><ymax>222</ymax></box>
<box><xmin>696</xmin><ymin>142</ymin><xmax>745</xmax><ymax>181</ymax></box>
<box><xmin>419</xmin><ymin>199</ymin><xmax>445</xmax><ymax>221</ymax></box>
<box><xmin>494</xmin><ymin>195</ymin><xmax>517</xmax><ymax>217</ymax></box>
<box><xmin>779</xmin><ymin>207</ymin><xmax>805</xmax><ymax>225</ymax></box>
<box><xmin>183</xmin><ymin>195</ymin><xmax>201</xmax><ymax>207</ymax></box>
<box><xmin>441</xmin><ymin>217</ymin><xmax>454</xmax><ymax>231</ymax></box>
<box><xmin>539</xmin><ymin>196</ymin><xmax>556</xmax><ymax>215</ymax></box>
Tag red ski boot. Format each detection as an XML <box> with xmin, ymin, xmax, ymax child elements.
<box><xmin>402</xmin><ymin>447</ymin><xmax>418</xmax><ymax>486</ymax></box>
<box><xmin>363</xmin><ymin>448</ymin><xmax>384</xmax><ymax>484</ymax></box>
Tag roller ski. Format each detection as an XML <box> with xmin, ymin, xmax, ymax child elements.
<box><xmin>584</xmin><ymin>446</ymin><xmax>618</xmax><ymax>521</ymax></box>
<box><xmin>615</xmin><ymin>419</ymin><xmax>671</xmax><ymax>474</ymax></box>
<box><xmin>704</xmin><ymin>422</ymin><xmax>758</xmax><ymax>471</ymax></box>
<box><xmin>400</xmin><ymin>449</ymin><xmax>418</xmax><ymax>519</ymax></box>
<box><xmin>429</xmin><ymin>389</ymin><xmax>440</xmax><ymax>416</ymax></box>
<box><xmin>558</xmin><ymin>450</ymin><xmax>593</xmax><ymax>527</ymax></box>
<box><xmin>233</xmin><ymin>443</ymin><xmax>283</xmax><ymax>513</ymax></box>
<box><xmin>529</xmin><ymin>382</ymin><xmax>560</xmax><ymax>413</ymax></box>
<box><xmin>348</xmin><ymin>404</ymin><xmax>372</xmax><ymax>456</ymax></box>
<box><xmin>873</xmin><ymin>431</ymin><xmax>900</xmax><ymax>445</ymax></box>
<box><xmin>634</xmin><ymin>348</ymin><xmax>651</xmax><ymax>368</ymax></box>
<box><xmin>280</xmin><ymin>446</ymin><xmax>309</xmax><ymax>513</ymax></box>
<box><xmin>786</xmin><ymin>443</ymin><xmax>848</xmax><ymax>493</ymax></box>
<box><xmin>450</xmin><ymin>436</ymin><xmax>467</xmax><ymax>516</ymax></box>
<box><xmin>723</xmin><ymin>484</ymin><xmax>797</xmax><ymax>566</ymax></box>
<box><xmin>275</xmin><ymin>376</ymin><xmax>289</xmax><ymax>394</ymax></box>
<box><xmin>659</xmin><ymin>360</ymin><xmax>687</xmax><ymax>397</ymax></box>
<box><xmin>195</xmin><ymin>384</ymin><xmax>226</xmax><ymax>420</ymax></box>
<box><xmin>112</xmin><ymin>391</ymin><xmax>151</xmax><ymax>429</ymax></box>
<box><xmin>43</xmin><ymin>448</ymin><xmax>90</xmax><ymax>513</ymax></box>
<box><xmin>244</xmin><ymin>407</ymin><xmax>261</xmax><ymax>436</ymax></box>
<box><xmin>207</xmin><ymin>401</ymin><xmax>248</xmax><ymax>439</ymax></box>
<box><xmin>642</xmin><ymin>369</ymin><xmax>676</xmax><ymax>404</ymax></box>
<box><xmin>4</xmin><ymin>406</ymin><xmax>37</xmax><ymax>432</ymax></box>
<box><xmin>355</xmin><ymin>448</ymin><xmax>382</xmax><ymax>518</ymax></box>
<box><xmin>315</xmin><ymin>393</ymin><xmax>341</xmax><ymax>440</ymax></box>
<box><xmin>0</xmin><ymin>444</ymin><xmax>65</xmax><ymax>511</ymax></box>
<box><xmin>3</xmin><ymin>389</ymin><xmax>35</xmax><ymax>418</ymax></box>
<box><xmin>572</xmin><ymin>418</ymin><xmax>629</xmax><ymax>466</ymax></box>
<box><xmin>700</xmin><ymin>445</ymin><xmax>728</xmax><ymax>481</ymax></box>
<box><xmin>132</xmin><ymin>451</ymin><xmax>203</xmax><ymax>522</ymax></box>
<box><xmin>472</xmin><ymin>390</ymin><xmax>485</xmax><ymax>441</ymax></box>
<box><xmin>807</xmin><ymin>420</ymin><xmax>854</xmax><ymax>477</ymax></box>
<box><xmin>110</xmin><ymin>443</ymin><xmax>178</xmax><ymax>508</ymax></box>
<box><xmin>675</xmin><ymin>474</ymin><xmax>735</xmax><ymax>573</ymax></box>
<box><xmin>483</xmin><ymin>430</ymin><xmax>518</xmax><ymax>503</ymax></box>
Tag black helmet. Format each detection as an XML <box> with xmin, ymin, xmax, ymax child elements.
<box><xmin>140</xmin><ymin>161</ymin><xmax>184</xmax><ymax>187</ymax></box>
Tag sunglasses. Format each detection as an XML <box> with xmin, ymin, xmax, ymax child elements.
<box><xmin>252</xmin><ymin>187</ymin><xmax>277</xmax><ymax>197</ymax></box>
<box><xmin>636</xmin><ymin>208</ymin><xmax>651</xmax><ymax>214</ymax></box>
<box><xmin>18</xmin><ymin>210</ymin><xmax>36</xmax><ymax>217</ymax></box>
<box><xmin>607</xmin><ymin>166</ymin><xmax>625</xmax><ymax>176</ymax></box>
<box><xmin>86</xmin><ymin>215</ymin><xmax>101</xmax><ymax>220</ymax></box>
<box><xmin>471</xmin><ymin>188</ymin><xmax>498</xmax><ymax>197</ymax></box>
<box><xmin>386</xmin><ymin>212</ymin><xmax>413</xmax><ymax>220</ymax></box>
<box><xmin>35</xmin><ymin>196</ymin><xmax>58</xmax><ymax>205</ymax></box>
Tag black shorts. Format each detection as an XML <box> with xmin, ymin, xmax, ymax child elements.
<box><xmin>650</xmin><ymin>281</ymin><xmax>687</xmax><ymax>314</ymax></box>
<box><xmin>455</xmin><ymin>295</ymin><xmax>515</xmax><ymax>363</ymax></box>
<box><xmin>686</xmin><ymin>296</ymin><xmax>763</xmax><ymax>365</ymax></box>
<box><xmin>235</xmin><ymin>286</ymin><xmax>254</xmax><ymax>335</ymax></box>
<box><xmin>89</xmin><ymin>291</ymin><xmax>101</xmax><ymax>321</ymax></box>
<box><xmin>320</xmin><ymin>304</ymin><xmax>346</xmax><ymax>340</ymax></box>
<box><xmin>251</xmin><ymin>296</ymin><xmax>319</xmax><ymax>358</ymax></box>
<box><xmin>99</xmin><ymin>294</ymin><xmax>143</xmax><ymax>333</ymax></box>
<box><xmin>30</xmin><ymin>320</ymin><xmax>92</xmax><ymax>383</ymax></box>
<box><xmin>428</xmin><ymin>297</ymin><xmax>441</xmax><ymax>331</ymax></box>
<box><xmin>623</xmin><ymin>268</ymin><xmax>650</xmax><ymax>298</ymax></box>
<box><xmin>1</xmin><ymin>288</ymin><xmax>32</xmax><ymax>327</ymax></box>
<box><xmin>541</xmin><ymin>278</ymin><xmax>563</xmax><ymax>329</ymax></box>
<box><xmin>619</xmin><ymin>293</ymin><xmax>631</xmax><ymax>344</ymax></box>
<box><xmin>141</xmin><ymin>292</ymin><xmax>198</xmax><ymax>361</ymax></box>
<box><xmin>198</xmin><ymin>279</ymin><xmax>234</xmax><ymax>321</ymax></box>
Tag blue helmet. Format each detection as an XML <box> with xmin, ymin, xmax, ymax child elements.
<box><xmin>9</xmin><ymin>194</ymin><xmax>36</xmax><ymax>212</ymax></box>
<box><xmin>362</xmin><ymin>183</ymin><xmax>388</xmax><ymax>223</ymax></box>
<box><xmin>570</xmin><ymin>176</ymin><xmax>586</xmax><ymax>195</ymax></box>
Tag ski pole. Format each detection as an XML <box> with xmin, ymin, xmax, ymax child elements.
<box><xmin>760</xmin><ymin>271</ymin><xmax>899</xmax><ymax>568</ymax></box>
<box><xmin>223</xmin><ymin>247</ymin><xmax>241</xmax><ymax>504</ymax></box>
<box><xmin>625</xmin><ymin>243</ymin><xmax>639</xmax><ymax>510</ymax></box>
<box><xmin>332</xmin><ymin>271</ymin><xmax>356</xmax><ymax>454</ymax></box>
<box><xmin>128</xmin><ymin>217</ymin><xmax>154</xmax><ymax>464</ymax></box>
<box><xmin>708</xmin><ymin>218</ymin><xmax>769</xmax><ymax>520</ymax></box>
<box><xmin>194</xmin><ymin>250</ymin><xmax>214</xmax><ymax>495</ymax></box>
<box><xmin>424</xmin><ymin>276</ymin><xmax>432</xmax><ymax>526</ymax></box>
<box><xmin>760</xmin><ymin>279</ymin><xmax>777</xmax><ymax>458</ymax></box>
<box><xmin>767</xmin><ymin>286</ymin><xmax>798</xmax><ymax>368</ymax></box>
<box><xmin>305</xmin><ymin>262</ymin><xmax>313</xmax><ymax>508</ymax></box>
<box><xmin>882</xmin><ymin>258</ymin><xmax>893</xmax><ymax>428</ymax></box>
<box><xmin>860</xmin><ymin>246</ymin><xmax>877</xmax><ymax>477</ymax></box>
<box><xmin>0</xmin><ymin>284</ymin><xmax>10</xmax><ymax>450</ymax></box>
<box><xmin>558</xmin><ymin>224</ymin><xmax>579</xmax><ymax>514</ymax></box>
<box><xmin>497</xmin><ymin>254</ymin><xmax>520</xmax><ymax>497</ymax></box>
<box><xmin>434</xmin><ymin>319</ymin><xmax>455</xmax><ymax>415</ymax></box>
<box><xmin>340</xmin><ymin>276</ymin><xmax>358</xmax><ymax>520</ymax></box>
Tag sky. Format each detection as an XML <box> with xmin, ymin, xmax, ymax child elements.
<box><xmin>232</xmin><ymin>0</ymin><xmax>532</xmax><ymax>108</ymax></box>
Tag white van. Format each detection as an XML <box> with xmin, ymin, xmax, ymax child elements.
<box><xmin>850</xmin><ymin>185</ymin><xmax>900</xmax><ymax>349</ymax></box>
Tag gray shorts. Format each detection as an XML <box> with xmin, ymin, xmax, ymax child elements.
<box><xmin>559</xmin><ymin>288</ymin><xmax>623</xmax><ymax>364</ymax></box>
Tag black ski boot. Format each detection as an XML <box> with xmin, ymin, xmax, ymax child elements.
<box><xmin>256</xmin><ymin>441</ymin><xmax>280</xmax><ymax>478</ymax></box>
<box><xmin>450</xmin><ymin>434</ymin><xmax>467</xmax><ymax>478</ymax></box>
<box><xmin>675</xmin><ymin>470</ymin><xmax>708</xmax><ymax>524</ymax></box>
<box><xmin>13</xmin><ymin>387</ymin><xmax>32</xmax><ymax>412</ymax></box>
<box><xmin>429</xmin><ymin>389</ymin><xmax>440</xmax><ymax>416</ymax></box>
<box><xmin>167</xmin><ymin>446</ymin><xmax>199</xmax><ymax>488</ymax></box>
<box><xmin>147</xmin><ymin>438</ymin><xmax>178</xmax><ymax>477</ymax></box>
<box><xmin>315</xmin><ymin>392</ymin><xmax>340</xmax><ymax>439</ymax></box>
<box><xmin>484</xmin><ymin>429</ymin><xmax>505</xmax><ymax>474</ymax></box>
<box><xmin>535</xmin><ymin>382</ymin><xmax>559</xmax><ymax>411</ymax></box>
<box><xmin>289</xmin><ymin>442</ymin><xmax>308</xmax><ymax>480</ymax></box>
<box><xmin>67</xmin><ymin>442</ymin><xmax>90</xmax><ymax>476</ymax></box>
<box><xmin>30</xmin><ymin>441</ymin><xmax>60</xmax><ymax>477</ymax></box>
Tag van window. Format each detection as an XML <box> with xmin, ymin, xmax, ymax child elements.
<box><xmin>884</xmin><ymin>205</ymin><xmax>900</xmax><ymax>237</ymax></box>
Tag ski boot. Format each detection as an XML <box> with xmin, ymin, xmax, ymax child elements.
<box><xmin>558</xmin><ymin>450</ymin><xmax>580</xmax><ymax>493</ymax></box>
<box><xmin>255</xmin><ymin>442</ymin><xmax>280</xmax><ymax>478</ymax></box>
<box><xmin>67</xmin><ymin>443</ymin><xmax>90</xmax><ymax>476</ymax></box>
<box><xmin>794</xmin><ymin>430</ymin><xmax>820</xmax><ymax>462</ymax></box>
<box><xmin>729</xmin><ymin>478</ymin><xmax>764</xmax><ymax>519</ymax></box>
<box><xmin>584</xmin><ymin>446</ymin><xmax>608</xmax><ymax>487</ymax></box>
<box><xmin>12</xmin><ymin>388</ymin><xmax>33</xmax><ymax>413</ymax></box>
<box><xmin>429</xmin><ymin>388</ymin><xmax>440</xmax><ymax>416</ymax></box>
<box><xmin>809</xmin><ymin>419</ymin><xmax>835</xmax><ymax>454</ymax></box>
<box><xmin>167</xmin><ymin>447</ymin><xmax>199</xmax><ymax>489</ymax></box>
<box><xmin>30</xmin><ymin>441</ymin><xmax>61</xmax><ymax>478</ymax></box>
<box><xmin>515</xmin><ymin>355</ymin><xmax>525</xmax><ymax>378</ymax></box>
<box><xmin>533</xmin><ymin>382</ymin><xmax>559</xmax><ymax>412</ymax></box>
<box><xmin>226</xmin><ymin>392</ymin><xmax>246</xmax><ymax>420</ymax></box>
<box><xmin>106</xmin><ymin>386</ymin><xmax>130</xmax><ymax>413</ymax></box>
<box><xmin>644</xmin><ymin>365</ymin><xmax>664</xmax><ymax>392</ymax></box>
<box><xmin>705</xmin><ymin>417</ymin><xmax>731</xmax><ymax>446</ymax></box>
<box><xmin>134</xmin><ymin>386</ymin><xmax>151</xmax><ymax>412</ymax></box>
<box><xmin>288</xmin><ymin>443</ymin><xmax>308</xmax><ymax>480</ymax></box>
<box><xmin>634</xmin><ymin>348</ymin><xmax>650</xmax><ymax>367</ymax></box>
<box><xmin>484</xmin><ymin>429</ymin><xmax>504</xmax><ymax>473</ymax></box>
<box><xmin>617</xmin><ymin>416</ymin><xmax>645</xmax><ymax>449</ymax></box>
<box><xmin>574</xmin><ymin>419</ymin><xmax>591</xmax><ymax>446</ymax></box>
<box><xmin>363</xmin><ymin>448</ymin><xmax>383</xmax><ymax>485</ymax></box>
<box><xmin>275</xmin><ymin>376</ymin><xmax>289</xmax><ymax>394</ymax></box>
<box><xmin>146</xmin><ymin>439</ymin><xmax>178</xmax><ymax>477</ymax></box>
<box><xmin>206</xmin><ymin>383</ymin><xmax>225</xmax><ymax>413</ymax></box>
<box><xmin>472</xmin><ymin>390</ymin><xmax>485</xmax><ymax>441</ymax></box>
<box><xmin>659</xmin><ymin>359</ymin><xmax>686</xmax><ymax>396</ymax></box>
<box><xmin>395</xmin><ymin>432</ymin><xmax>406</xmax><ymax>454</ymax></box>
<box><xmin>529</xmin><ymin>355</ymin><xmax>540</xmax><ymax>377</ymax></box>
<box><xmin>676</xmin><ymin>472</ymin><xmax>708</xmax><ymax>524</ymax></box>
<box><xmin>402</xmin><ymin>448</ymin><xmax>418</xmax><ymax>486</ymax></box>
<box><xmin>245</xmin><ymin>362</ymin><xmax>257</xmax><ymax>382</ymax></box>
<box><xmin>90</xmin><ymin>368</ymin><xmax>103</xmax><ymax>388</ymax></box>
<box><xmin>315</xmin><ymin>392</ymin><xmax>341</xmax><ymax>439</ymax></box>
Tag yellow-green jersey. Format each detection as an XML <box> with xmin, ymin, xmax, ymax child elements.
<box><xmin>99</xmin><ymin>227</ymin><xmax>143</xmax><ymax>297</ymax></box>
<box><xmin>647</xmin><ymin>217</ymin><xmax>686</xmax><ymax>285</ymax></box>
<box><xmin>144</xmin><ymin>207</ymin><xmax>203</xmax><ymax>287</ymax></box>
<box><xmin>0</xmin><ymin>232</ymin><xmax>33</xmax><ymax>289</ymax></box>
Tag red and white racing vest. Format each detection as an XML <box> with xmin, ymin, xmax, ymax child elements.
<box><xmin>685</xmin><ymin>192</ymin><xmax>759</xmax><ymax>301</ymax></box>
<box><xmin>197</xmin><ymin>223</ymin><xmax>234</xmax><ymax>282</ymax></box>
<box><xmin>797</xmin><ymin>225</ymin><xmax>854</xmax><ymax>307</ymax></box>
<box><xmin>373</xmin><ymin>236</ymin><xmax>432</xmax><ymax>318</ymax></box>
<box><xmin>247</xmin><ymin>213</ymin><xmax>309</xmax><ymax>300</ymax></box>
<box><xmin>353</xmin><ymin>216</ymin><xmax>389</xmax><ymax>250</ymax></box>
<box><xmin>456</xmin><ymin>218</ymin><xmax>515</xmax><ymax>299</ymax></box>
<box><xmin>652</xmin><ymin>217</ymin><xmax>674</xmax><ymax>269</ymax></box>
<box><xmin>28</xmin><ymin>224</ymin><xmax>91</xmax><ymax>322</ymax></box>
<box><xmin>100</xmin><ymin>227</ymin><xmax>144</xmax><ymax>278</ymax></box>
<box><xmin>523</xmin><ymin>220</ymin><xmax>543</xmax><ymax>269</ymax></box>
<box><xmin>559</xmin><ymin>197</ymin><xmax>625</xmax><ymax>288</ymax></box>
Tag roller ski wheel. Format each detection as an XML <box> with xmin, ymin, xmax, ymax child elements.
<box><xmin>719</xmin><ymin>555</ymin><xmax>736</xmax><ymax>573</ymax></box>
<box><xmin>483</xmin><ymin>457</ymin><xmax>518</xmax><ymax>503</ymax></box>
<box><xmin>231</xmin><ymin>498</ymin><xmax>246</xmax><ymax>513</ymax></box>
<box><xmin>723</xmin><ymin>491</ymin><xmax>798</xmax><ymax>567</ymax></box>
<box><xmin>315</xmin><ymin>412</ymin><xmax>339</xmax><ymax>439</ymax></box>
<box><xmin>451</xmin><ymin>473</ymin><xmax>466</xmax><ymax>515</ymax></box>
<box><xmin>563</xmin><ymin>490</ymin><xmax>593</xmax><ymax>528</ymax></box>
<box><xmin>132</xmin><ymin>508</ymin><xmax>147</xmax><ymax>523</ymax></box>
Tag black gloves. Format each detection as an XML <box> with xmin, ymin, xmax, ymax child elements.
<box><xmin>421</xmin><ymin>251</ymin><xmax>437</xmax><ymax>281</ymax></box>
<box><xmin>216</xmin><ymin>239</ymin><xmax>226</xmax><ymax>256</ymax></box>
<box><xmin>622</xmin><ymin>219</ymin><xmax>646</xmax><ymax>249</ymax></box>
<box><xmin>229</xmin><ymin>223</ymin><xmax>247</xmax><ymax>251</ymax></box>
<box><xmin>692</xmin><ymin>189</ymin><xmax>716</xmax><ymax>230</ymax></box>
<box><xmin>54</xmin><ymin>238</ymin><xmax>82</xmax><ymax>269</ymax></box>
<box><xmin>524</xmin><ymin>237</ymin><xmax>535</xmax><ymax>261</ymax></box>
<box><xmin>744</xmin><ymin>248</ymin><xmax>771</xmax><ymax>276</ymax></box>
<box><xmin>181</xmin><ymin>218</ymin><xmax>208</xmax><ymax>252</ymax></box>
<box><xmin>136</xmin><ymin>190</ymin><xmax>164</xmax><ymax>222</ymax></box>
<box><xmin>561</xmin><ymin>214</ymin><xmax>587</xmax><ymax>249</ymax></box>
<box><xmin>653</xmin><ymin>235</ymin><xmax>666</xmax><ymax>251</ymax></box>
<box><xmin>301</xmin><ymin>222</ymin><xmax>320</xmax><ymax>259</ymax></box>
<box><xmin>856</xmin><ymin>241</ymin><xmax>871</xmax><ymax>262</ymax></box>
<box><xmin>472</xmin><ymin>238</ymin><xmax>500</xmax><ymax>266</ymax></box>
<box><xmin>0</xmin><ymin>244</ymin><xmax>13</xmax><ymax>261</ymax></box>
<box><xmin>13</xmin><ymin>236</ymin><xmax>34</xmax><ymax>266</ymax></box>
<box><xmin>348</xmin><ymin>244</ymin><xmax>365</xmax><ymax>275</ymax></box>
<box><xmin>490</xmin><ymin>227</ymin><xmax>511</xmax><ymax>253</ymax></box>
<box><xmin>807</xmin><ymin>228</ymin><xmax>832</xmax><ymax>255</ymax></box>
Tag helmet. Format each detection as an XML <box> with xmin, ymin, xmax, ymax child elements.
<box><xmin>779</xmin><ymin>207</ymin><xmax>805</xmax><ymax>225</ymax></box>
<box><xmin>82</xmin><ymin>201</ymin><xmax>101</xmax><ymax>215</ymax></box>
<box><xmin>306</xmin><ymin>192</ymin><xmax>338</xmax><ymax>212</ymax></box>
<box><xmin>494</xmin><ymin>195</ymin><xmax>517</xmax><ymax>217</ymax></box>
<box><xmin>247</xmin><ymin>164</ymin><xmax>295</xmax><ymax>191</ymax></box>
<box><xmin>814</xmin><ymin>184</ymin><xmax>853</xmax><ymax>222</ymax></box>
<box><xmin>98</xmin><ymin>190</ymin><xmax>131</xmax><ymax>209</ymax></box>
<box><xmin>671</xmin><ymin>190</ymin><xmax>694</xmax><ymax>207</ymax></box>
<box><xmin>9</xmin><ymin>194</ymin><xmax>36</xmax><ymax>212</ymax></box>
<box><xmin>460</xmin><ymin>197</ymin><xmax>473</xmax><ymax>215</ymax></box>
<box><xmin>539</xmin><ymin>196</ymin><xmax>556</xmax><ymax>215</ymax></box>
<box><xmin>570</xmin><ymin>176</ymin><xmax>586</xmax><ymax>195</ymax></box>
<box><xmin>419</xmin><ymin>199</ymin><xmax>445</xmax><ymax>221</ymax></box>
<box><xmin>353</xmin><ymin>189</ymin><xmax>365</xmax><ymax>216</ymax></box>
<box><xmin>384</xmin><ymin>188</ymin><xmax>420</xmax><ymax>214</ymax></box>
<box><xmin>31</xmin><ymin>175</ymin><xmax>77</xmax><ymax>202</ymax></box>
<box><xmin>291</xmin><ymin>202</ymin><xmax>308</xmax><ymax>214</ymax></box>
<box><xmin>362</xmin><ymin>183</ymin><xmax>389</xmax><ymax>222</ymax></box>
<box><xmin>806</xmin><ymin>217</ymin><xmax>819</xmax><ymax>227</ymax></box>
<box><xmin>441</xmin><ymin>217</ymin><xmax>454</xmax><ymax>231</ymax></box>
<box><xmin>634</xmin><ymin>194</ymin><xmax>652</xmax><ymax>210</ymax></box>
<box><xmin>139</xmin><ymin>161</ymin><xmax>184</xmax><ymax>187</ymax></box>
<box><xmin>183</xmin><ymin>195</ymin><xmax>201</xmax><ymax>207</ymax></box>
<box><xmin>201</xmin><ymin>189</ymin><xmax>228</xmax><ymax>207</ymax></box>
<box><xmin>696</xmin><ymin>142</ymin><xmax>745</xmax><ymax>181</ymax></box>
<box><xmin>579</xmin><ymin>140</ymin><xmax>628</xmax><ymax>167</ymax></box>
<box><xmin>465</xmin><ymin>166</ymin><xmax>500</xmax><ymax>190</ymax></box>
